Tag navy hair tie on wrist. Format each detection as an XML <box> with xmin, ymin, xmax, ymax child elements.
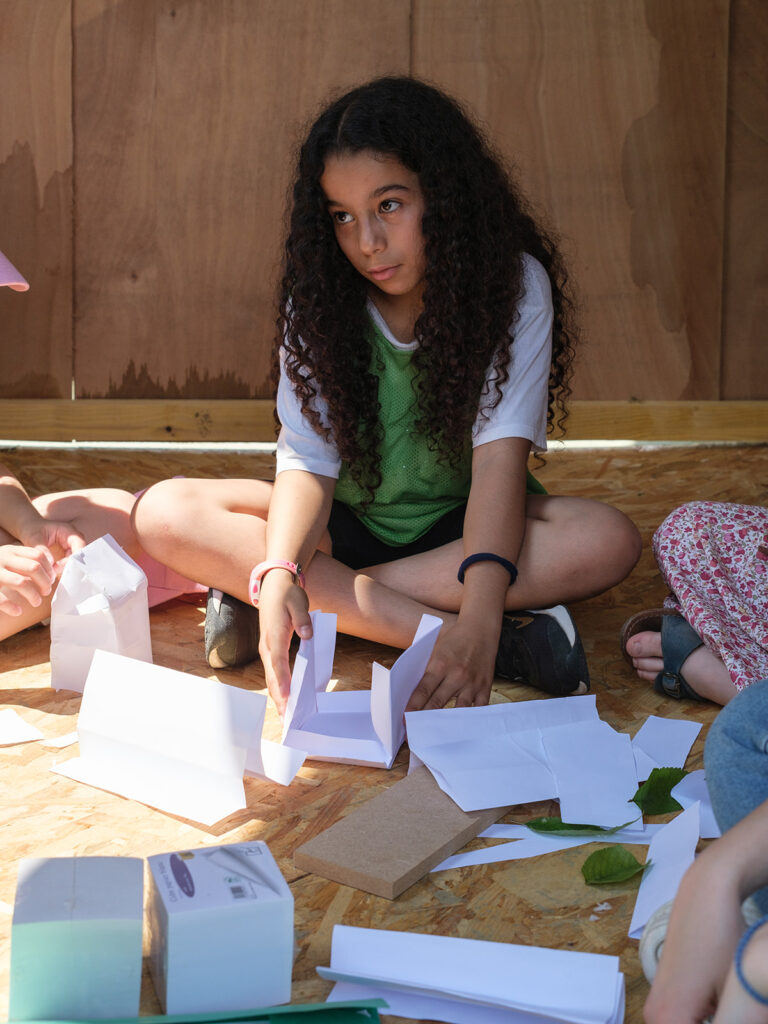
<box><xmin>458</xmin><ymin>552</ymin><xmax>518</xmax><ymax>585</ymax></box>
<box><xmin>735</xmin><ymin>915</ymin><xmax>768</xmax><ymax>1007</ymax></box>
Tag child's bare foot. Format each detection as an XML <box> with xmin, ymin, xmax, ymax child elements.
<box><xmin>622</xmin><ymin>611</ymin><xmax>736</xmax><ymax>705</ymax></box>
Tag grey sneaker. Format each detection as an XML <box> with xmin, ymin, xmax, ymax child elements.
<box><xmin>495</xmin><ymin>605</ymin><xmax>590</xmax><ymax>696</ymax></box>
<box><xmin>204</xmin><ymin>589</ymin><xmax>260</xmax><ymax>669</ymax></box>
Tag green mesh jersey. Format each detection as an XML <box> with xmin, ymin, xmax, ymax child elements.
<box><xmin>333</xmin><ymin>318</ymin><xmax>545</xmax><ymax>546</ymax></box>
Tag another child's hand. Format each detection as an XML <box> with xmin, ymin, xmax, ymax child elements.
<box><xmin>0</xmin><ymin>543</ymin><xmax>58</xmax><ymax>616</ymax></box>
<box><xmin>406</xmin><ymin>619</ymin><xmax>497</xmax><ymax>711</ymax></box>
<box><xmin>257</xmin><ymin>569</ymin><xmax>312</xmax><ymax>717</ymax></box>
<box><xmin>20</xmin><ymin>519</ymin><xmax>86</xmax><ymax>567</ymax></box>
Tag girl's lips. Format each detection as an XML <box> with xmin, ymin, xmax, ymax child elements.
<box><xmin>369</xmin><ymin>265</ymin><xmax>399</xmax><ymax>281</ymax></box>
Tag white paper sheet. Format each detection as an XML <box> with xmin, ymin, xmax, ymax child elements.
<box><xmin>40</xmin><ymin>731</ymin><xmax>79</xmax><ymax>749</ymax></box>
<box><xmin>51</xmin><ymin>650</ymin><xmax>266</xmax><ymax>826</ymax></box>
<box><xmin>632</xmin><ymin>716</ymin><xmax>702</xmax><ymax>774</ymax></box>
<box><xmin>628</xmin><ymin>802</ymin><xmax>701</xmax><ymax>939</ymax></box>
<box><xmin>405</xmin><ymin>695</ymin><xmax>599</xmax><ymax>811</ymax></box>
<box><xmin>282</xmin><ymin>611</ymin><xmax>442</xmax><ymax>768</ymax></box>
<box><xmin>319</xmin><ymin>925</ymin><xmax>625</xmax><ymax>1024</ymax></box>
<box><xmin>245</xmin><ymin>738</ymin><xmax>306</xmax><ymax>786</ymax></box>
<box><xmin>0</xmin><ymin>709</ymin><xmax>43</xmax><ymax>745</ymax></box>
<box><xmin>671</xmin><ymin>770</ymin><xmax>721</xmax><ymax>838</ymax></box>
<box><xmin>432</xmin><ymin>824</ymin><xmax>662</xmax><ymax>871</ymax></box>
<box><xmin>543</xmin><ymin>720</ymin><xmax>639</xmax><ymax>828</ymax></box>
<box><xmin>50</xmin><ymin>534</ymin><xmax>152</xmax><ymax>693</ymax></box>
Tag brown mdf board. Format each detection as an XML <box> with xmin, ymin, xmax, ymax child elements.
<box><xmin>722</xmin><ymin>0</ymin><xmax>768</xmax><ymax>400</ymax></box>
<box><xmin>413</xmin><ymin>0</ymin><xmax>729</xmax><ymax>402</ymax></box>
<box><xmin>72</xmin><ymin>0</ymin><xmax>410</xmax><ymax>401</ymax></box>
<box><xmin>295</xmin><ymin>765</ymin><xmax>511</xmax><ymax>899</ymax></box>
<box><xmin>0</xmin><ymin>0</ymin><xmax>73</xmax><ymax>400</ymax></box>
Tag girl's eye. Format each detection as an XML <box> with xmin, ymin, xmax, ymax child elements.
<box><xmin>380</xmin><ymin>199</ymin><xmax>400</xmax><ymax>214</ymax></box>
<box><xmin>332</xmin><ymin>211</ymin><xmax>353</xmax><ymax>225</ymax></box>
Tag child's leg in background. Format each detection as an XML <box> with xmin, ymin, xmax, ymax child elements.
<box><xmin>655</xmin><ymin>502</ymin><xmax>768</xmax><ymax>689</ymax></box>
<box><xmin>705</xmin><ymin>678</ymin><xmax>768</xmax><ymax>914</ymax></box>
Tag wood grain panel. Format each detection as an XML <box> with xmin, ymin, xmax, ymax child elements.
<box><xmin>722</xmin><ymin>0</ymin><xmax>768</xmax><ymax>399</ymax></box>
<box><xmin>0</xmin><ymin>0</ymin><xmax>72</xmax><ymax>398</ymax></box>
<box><xmin>6</xmin><ymin>442</ymin><xmax>768</xmax><ymax>1022</ymax></box>
<box><xmin>413</xmin><ymin>0</ymin><xmax>729</xmax><ymax>400</ymax></box>
<box><xmin>73</xmin><ymin>0</ymin><xmax>410</xmax><ymax>399</ymax></box>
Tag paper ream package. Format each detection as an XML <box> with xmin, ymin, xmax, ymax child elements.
<box><xmin>147</xmin><ymin>842</ymin><xmax>294</xmax><ymax>1014</ymax></box>
<box><xmin>9</xmin><ymin>856</ymin><xmax>143</xmax><ymax>1021</ymax></box>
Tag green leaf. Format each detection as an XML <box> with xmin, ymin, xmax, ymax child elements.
<box><xmin>632</xmin><ymin>767</ymin><xmax>688</xmax><ymax>815</ymax></box>
<box><xmin>524</xmin><ymin>816</ymin><xmax>638</xmax><ymax>837</ymax></box>
<box><xmin>581</xmin><ymin>846</ymin><xmax>651</xmax><ymax>885</ymax></box>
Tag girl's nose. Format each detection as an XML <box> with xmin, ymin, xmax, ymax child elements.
<box><xmin>359</xmin><ymin>216</ymin><xmax>385</xmax><ymax>255</ymax></box>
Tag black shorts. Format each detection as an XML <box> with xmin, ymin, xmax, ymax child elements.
<box><xmin>327</xmin><ymin>500</ymin><xmax>467</xmax><ymax>570</ymax></box>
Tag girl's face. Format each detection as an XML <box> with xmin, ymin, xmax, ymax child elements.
<box><xmin>320</xmin><ymin>150</ymin><xmax>426</xmax><ymax>310</ymax></box>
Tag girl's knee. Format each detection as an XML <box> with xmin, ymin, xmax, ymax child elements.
<box><xmin>131</xmin><ymin>478</ymin><xmax>193</xmax><ymax>540</ymax></box>
<box><xmin>590</xmin><ymin>503</ymin><xmax>642</xmax><ymax>578</ymax></box>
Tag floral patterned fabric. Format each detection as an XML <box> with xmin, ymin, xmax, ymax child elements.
<box><xmin>653</xmin><ymin>502</ymin><xmax>768</xmax><ymax>690</ymax></box>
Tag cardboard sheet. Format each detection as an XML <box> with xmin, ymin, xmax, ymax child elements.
<box><xmin>294</xmin><ymin>765</ymin><xmax>510</xmax><ymax>898</ymax></box>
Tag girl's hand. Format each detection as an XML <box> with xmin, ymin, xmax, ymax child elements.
<box><xmin>20</xmin><ymin>519</ymin><xmax>86</xmax><ymax>566</ymax></box>
<box><xmin>643</xmin><ymin>853</ymin><xmax>747</xmax><ymax>1023</ymax></box>
<box><xmin>256</xmin><ymin>569</ymin><xmax>313</xmax><ymax>716</ymax></box>
<box><xmin>406</xmin><ymin>618</ymin><xmax>498</xmax><ymax>710</ymax></box>
<box><xmin>0</xmin><ymin>543</ymin><xmax>58</xmax><ymax>616</ymax></box>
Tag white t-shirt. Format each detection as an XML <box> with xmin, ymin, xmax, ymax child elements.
<box><xmin>275</xmin><ymin>253</ymin><xmax>552</xmax><ymax>478</ymax></box>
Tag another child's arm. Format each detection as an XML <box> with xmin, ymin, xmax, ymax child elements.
<box><xmin>257</xmin><ymin>468</ymin><xmax>336</xmax><ymax>715</ymax></box>
<box><xmin>407</xmin><ymin>435</ymin><xmax>531</xmax><ymax>709</ymax></box>
<box><xmin>644</xmin><ymin>799</ymin><xmax>768</xmax><ymax>1024</ymax></box>
<box><xmin>0</xmin><ymin>463</ymin><xmax>85</xmax><ymax>616</ymax></box>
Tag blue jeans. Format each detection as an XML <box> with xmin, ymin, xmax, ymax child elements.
<box><xmin>705</xmin><ymin>678</ymin><xmax>768</xmax><ymax>914</ymax></box>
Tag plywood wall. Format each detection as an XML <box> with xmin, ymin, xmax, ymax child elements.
<box><xmin>0</xmin><ymin>0</ymin><xmax>765</xmax><ymax>407</ymax></box>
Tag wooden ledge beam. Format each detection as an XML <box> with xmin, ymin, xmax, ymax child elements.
<box><xmin>0</xmin><ymin>399</ymin><xmax>766</xmax><ymax>443</ymax></box>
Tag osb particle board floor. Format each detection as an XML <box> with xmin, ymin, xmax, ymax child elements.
<box><xmin>1</xmin><ymin>442</ymin><xmax>767</xmax><ymax>1023</ymax></box>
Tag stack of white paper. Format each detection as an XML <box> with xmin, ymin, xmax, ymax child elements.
<box><xmin>282</xmin><ymin>611</ymin><xmax>442</xmax><ymax>768</ymax></box>
<box><xmin>319</xmin><ymin>925</ymin><xmax>625</xmax><ymax>1024</ymax></box>
<box><xmin>51</xmin><ymin>650</ymin><xmax>305</xmax><ymax>825</ymax></box>
<box><xmin>631</xmin><ymin>716</ymin><xmax>702</xmax><ymax>781</ymax></box>
<box><xmin>147</xmin><ymin>841</ymin><xmax>293</xmax><ymax>1013</ymax></box>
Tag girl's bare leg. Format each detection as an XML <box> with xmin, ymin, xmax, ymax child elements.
<box><xmin>134</xmin><ymin>481</ymin><xmax>640</xmax><ymax>649</ymax></box>
<box><xmin>0</xmin><ymin>488</ymin><xmax>137</xmax><ymax>642</ymax></box>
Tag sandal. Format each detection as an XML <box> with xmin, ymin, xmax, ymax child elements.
<box><xmin>620</xmin><ymin>608</ymin><xmax>706</xmax><ymax>701</ymax></box>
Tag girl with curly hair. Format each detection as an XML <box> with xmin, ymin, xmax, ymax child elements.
<box><xmin>134</xmin><ymin>76</ymin><xmax>641</xmax><ymax>715</ymax></box>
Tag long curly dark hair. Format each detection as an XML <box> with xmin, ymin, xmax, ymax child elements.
<box><xmin>276</xmin><ymin>76</ymin><xmax>577</xmax><ymax>498</ymax></box>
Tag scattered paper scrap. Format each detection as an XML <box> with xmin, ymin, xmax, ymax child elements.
<box><xmin>632</xmin><ymin>716</ymin><xmax>701</xmax><ymax>776</ymax></box>
<box><xmin>628</xmin><ymin>802</ymin><xmax>700</xmax><ymax>939</ymax></box>
<box><xmin>432</xmin><ymin>823</ymin><xmax>662</xmax><ymax>872</ymax></box>
<box><xmin>0</xmin><ymin>709</ymin><xmax>43</xmax><ymax>746</ymax></box>
<box><xmin>671</xmin><ymin>769</ymin><xmax>721</xmax><ymax>838</ymax></box>
<box><xmin>40</xmin><ymin>731</ymin><xmax>79</xmax><ymax>749</ymax></box>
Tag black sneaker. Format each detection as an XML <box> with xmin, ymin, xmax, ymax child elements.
<box><xmin>204</xmin><ymin>589</ymin><xmax>260</xmax><ymax>669</ymax></box>
<box><xmin>495</xmin><ymin>605</ymin><xmax>590</xmax><ymax>696</ymax></box>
